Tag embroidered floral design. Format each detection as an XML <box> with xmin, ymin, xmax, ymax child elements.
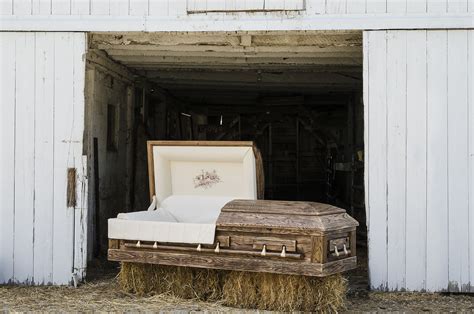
<box><xmin>194</xmin><ymin>169</ymin><xmax>222</xmax><ymax>189</ymax></box>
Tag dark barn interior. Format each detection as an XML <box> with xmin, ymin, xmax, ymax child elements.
<box><xmin>84</xmin><ymin>31</ymin><xmax>365</xmax><ymax>258</ymax></box>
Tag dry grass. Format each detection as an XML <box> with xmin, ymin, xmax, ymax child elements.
<box><xmin>3</xmin><ymin>253</ymin><xmax>474</xmax><ymax>313</ymax></box>
<box><xmin>0</xmin><ymin>272</ymin><xmax>230</xmax><ymax>312</ymax></box>
<box><xmin>119</xmin><ymin>262</ymin><xmax>347</xmax><ymax>312</ymax></box>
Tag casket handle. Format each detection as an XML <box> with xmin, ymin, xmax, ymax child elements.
<box><xmin>280</xmin><ymin>245</ymin><xmax>286</xmax><ymax>258</ymax></box>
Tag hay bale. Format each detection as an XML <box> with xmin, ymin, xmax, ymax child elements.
<box><xmin>119</xmin><ymin>263</ymin><xmax>346</xmax><ymax>312</ymax></box>
<box><xmin>119</xmin><ymin>263</ymin><xmax>222</xmax><ymax>300</ymax></box>
<box><xmin>119</xmin><ymin>262</ymin><xmax>153</xmax><ymax>295</ymax></box>
<box><xmin>192</xmin><ymin>268</ymin><xmax>223</xmax><ymax>301</ymax></box>
<box><xmin>222</xmin><ymin>270</ymin><xmax>260</xmax><ymax>308</ymax></box>
<box><xmin>222</xmin><ymin>272</ymin><xmax>347</xmax><ymax>312</ymax></box>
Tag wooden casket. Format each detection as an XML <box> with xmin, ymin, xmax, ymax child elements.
<box><xmin>108</xmin><ymin>141</ymin><xmax>358</xmax><ymax>277</ymax></box>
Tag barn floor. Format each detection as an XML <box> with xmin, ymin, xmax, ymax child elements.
<box><xmin>2</xmin><ymin>251</ymin><xmax>474</xmax><ymax>312</ymax></box>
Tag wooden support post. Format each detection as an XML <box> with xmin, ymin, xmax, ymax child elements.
<box><xmin>93</xmin><ymin>137</ymin><xmax>100</xmax><ymax>257</ymax></box>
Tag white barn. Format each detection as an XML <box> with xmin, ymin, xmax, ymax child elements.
<box><xmin>0</xmin><ymin>0</ymin><xmax>473</xmax><ymax>293</ymax></box>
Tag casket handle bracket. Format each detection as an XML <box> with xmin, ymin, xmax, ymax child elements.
<box><xmin>328</xmin><ymin>236</ymin><xmax>351</xmax><ymax>259</ymax></box>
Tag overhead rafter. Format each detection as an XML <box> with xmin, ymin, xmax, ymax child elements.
<box><xmin>91</xmin><ymin>31</ymin><xmax>363</xmax><ymax>95</ymax></box>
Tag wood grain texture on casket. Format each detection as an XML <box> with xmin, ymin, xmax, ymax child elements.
<box><xmin>216</xmin><ymin>212</ymin><xmax>357</xmax><ymax>234</ymax></box>
<box><xmin>222</xmin><ymin>199</ymin><xmax>346</xmax><ymax>216</ymax></box>
<box><xmin>215</xmin><ymin>231</ymin><xmax>313</xmax><ymax>260</ymax></box>
<box><xmin>108</xmin><ymin>248</ymin><xmax>357</xmax><ymax>277</ymax></box>
<box><xmin>217</xmin><ymin>200</ymin><xmax>358</xmax><ymax>235</ymax></box>
<box><xmin>312</xmin><ymin>236</ymin><xmax>326</xmax><ymax>263</ymax></box>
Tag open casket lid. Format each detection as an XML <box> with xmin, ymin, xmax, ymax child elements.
<box><xmin>147</xmin><ymin>141</ymin><xmax>260</xmax><ymax>204</ymax></box>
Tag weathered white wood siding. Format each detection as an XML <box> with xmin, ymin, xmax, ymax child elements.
<box><xmin>1</xmin><ymin>0</ymin><xmax>472</xmax><ymax>15</ymax></box>
<box><xmin>365</xmin><ymin>29</ymin><xmax>474</xmax><ymax>292</ymax></box>
<box><xmin>0</xmin><ymin>32</ymin><xmax>88</xmax><ymax>285</ymax></box>
<box><xmin>0</xmin><ymin>0</ymin><xmax>472</xmax><ymax>31</ymax></box>
<box><xmin>187</xmin><ymin>0</ymin><xmax>305</xmax><ymax>12</ymax></box>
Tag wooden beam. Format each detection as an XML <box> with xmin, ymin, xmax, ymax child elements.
<box><xmin>110</xmin><ymin>55</ymin><xmax>362</xmax><ymax>66</ymax></box>
<box><xmin>105</xmin><ymin>50</ymin><xmax>361</xmax><ymax>59</ymax></box>
<box><xmin>86</xmin><ymin>50</ymin><xmax>136</xmax><ymax>83</ymax></box>
<box><xmin>133</xmin><ymin>64</ymin><xmax>362</xmax><ymax>71</ymax></box>
<box><xmin>98</xmin><ymin>44</ymin><xmax>362</xmax><ymax>54</ymax></box>
<box><xmin>90</xmin><ymin>31</ymin><xmax>362</xmax><ymax>49</ymax></box>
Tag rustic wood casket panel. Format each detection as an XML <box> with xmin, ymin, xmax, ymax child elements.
<box><xmin>108</xmin><ymin>141</ymin><xmax>358</xmax><ymax>277</ymax></box>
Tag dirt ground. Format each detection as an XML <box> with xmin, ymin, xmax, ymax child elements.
<box><xmin>2</xmin><ymin>250</ymin><xmax>474</xmax><ymax>312</ymax></box>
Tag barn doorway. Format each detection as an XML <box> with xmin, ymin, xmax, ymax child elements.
<box><xmin>84</xmin><ymin>31</ymin><xmax>365</xmax><ymax>266</ymax></box>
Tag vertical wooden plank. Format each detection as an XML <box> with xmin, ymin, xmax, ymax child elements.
<box><xmin>224</xmin><ymin>0</ymin><xmax>236</xmax><ymax>11</ymax></box>
<box><xmin>33</xmin><ymin>32</ymin><xmax>55</xmax><ymax>285</ymax></box>
<box><xmin>426</xmin><ymin>30</ymin><xmax>449</xmax><ymax>292</ymax></box>
<box><xmin>71</xmin><ymin>0</ymin><xmax>90</xmax><ymax>14</ymax></box>
<box><xmin>306</xmin><ymin>0</ymin><xmax>326</xmax><ymax>14</ymax></box>
<box><xmin>427</xmin><ymin>0</ymin><xmax>447</xmax><ymax>12</ymax></box>
<box><xmin>90</xmin><ymin>0</ymin><xmax>109</xmax><ymax>15</ymax></box>
<box><xmin>109</xmin><ymin>0</ymin><xmax>128</xmax><ymax>15</ymax></box>
<box><xmin>447</xmin><ymin>0</ymin><xmax>468</xmax><ymax>12</ymax></box>
<box><xmin>363</xmin><ymin>31</ymin><xmax>369</xmax><ymax>244</ymax></box>
<box><xmin>234</xmin><ymin>0</ymin><xmax>246</xmax><ymax>10</ymax></box>
<box><xmin>405</xmin><ymin>30</ymin><xmax>427</xmax><ymax>292</ymax></box>
<box><xmin>0</xmin><ymin>0</ymin><xmax>13</xmax><ymax>14</ymax></box>
<box><xmin>74</xmin><ymin>155</ymin><xmax>88</xmax><ymax>281</ymax></box>
<box><xmin>52</xmin><ymin>0</ymin><xmax>71</xmax><ymax>14</ymax></box>
<box><xmin>366</xmin><ymin>31</ymin><xmax>388</xmax><ymax>290</ymax></box>
<box><xmin>347</xmin><ymin>0</ymin><xmax>367</xmax><ymax>13</ymax></box>
<box><xmin>149</xmin><ymin>0</ymin><xmax>168</xmax><ymax>16</ymax></box>
<box><xmin>326</xmin><ymin>0</ymin><xmax>347</xmax><ymax>13</ymax></box>
<box><xmin>32</xmin><ymin>0</ymin><xmax>53</xmax><ymax>14</ymax></box>
<box><xmin>13</xmin><ymin>32</ymin><xmax>35</xmax><ymax>284</ymax></box>
<box><xmin>185</xmin><ymin>0</ymin><xmax>196</xmax><ymax>11</ymax></box>
<box><xmin>207</xmin><ymin>0</ymin><xmax>225</xmax><ymax>10</ymax></box>
<box><xmin>84</xmin><ymin>67</ymin><xmax>95</xmax><ymax>263</ymax></box>
<box><xmin>447</xmin><ymin>30</ymin><xmax>469</xmax><ymax>292</ymax></box>
<box><xmin>366</xmin><ymin>0</ymin><xmax>387</xmax><ymax>13</ymax></box>
<box><xmin>289</xmin><ymin>0</ymin><xmax>305</xmax><ymax>9</ymax></box>
<box><xmin>235</xmin><ymin>0</ymin><xmax>264</xmax><ymax>10</ymax></box>
<box><xmin>265</xmin><ymin>0</ymin><xmax>285</xmax><ymax>10</ymax></box>
<box><xmin>72</xmin><ymin>33</ymin><xmax>87</xmax><ymax>282</ymax></box>
<box><xmin>52</xmin><ymin>32</ymin><xmax>75</xmax><ymax>285</ymax></box>
<box><xmin>13</xmin><ymin>0</ymin><xmax>32</xmax><ymax>14</ymax></box>
<box><xmin>169</xmin><ymin>0</ymin><xmax>187</xmax><ymax>16</ymax></box>
<box><xmin>387</xmin><ymin>0</ymin><xmax>406</xmax><ymax>13</ymax></box>
<box><xmin>386</xmin><ymin>30</ymin><xmax>407</xmax><ymax>291</ymax></box>
<box><xmin>129</xmin><ymin>0</ymin><xmax>148</xmax><ymax>15</ymax></box>
<box><xmin>407</xmin><ymin>0</ymin><xmax>427</xmax><ymax>13</ymax></box>
<box><xmin>469</xmin><ymin>29</ymin><xmax>474</xmax><ymax>293</ymax></box>
<box><xmin>0</xmin><ymin>32</ymin><xmax>16</xmax><ymax>284</ymax></box>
